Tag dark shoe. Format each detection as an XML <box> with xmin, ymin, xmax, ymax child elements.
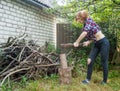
<box><xmin>82</xmin><ymin>79</ymin><xmax>90</xmax><ymax>84</ymax></box>
<box><xmin>101</xmin><ymin>81</ymin><xmax>107</xmax><ymax>85</ymax></box>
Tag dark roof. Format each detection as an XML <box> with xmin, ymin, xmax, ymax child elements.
<box><xmin>33</xmin><ymin>0</ymin><xmax>50</xmax><ymax>8</ymax></box>
<box><xmin>20</xmin><ymin>0</ymin><xmax>51</xmax><ymax>8</ymax></box>
<box><xmin>36</xmin><ymin>0</ymin><xmax>53</xmax><ymax>8</ymax></box>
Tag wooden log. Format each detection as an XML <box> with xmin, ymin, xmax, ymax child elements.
<box><xmin>59</xmin><ymin>43</ymin><xmax>83</xmax><ymax>84</ymax></box>
<box><xmin>58</xmin><ymin>67</ymin><xmax>72</xmax><ymax>84</ymax></box>
<box><xmin>59</xmin><ymin>53</ymin><xmax>67</xmax><ymax>68</ymax></box>
<box><xmin>59</xmin><ymin>53</ymin><xmax>72</xmax><ymax>84</ymax></box>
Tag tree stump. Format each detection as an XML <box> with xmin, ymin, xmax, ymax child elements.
<box><xmin>58</xmin><ymin>43</ymin><xmax>82</xmax><ymax>84</ymax></box>
<box><xmin>58</xmin><ymin>67</ymin><xmax>72</xmax><ymax>84</ymax></box>
<box><xmin>59</xmin><ymin>53</ymin><xmax>72</xmax><ymax>84</ymax></box>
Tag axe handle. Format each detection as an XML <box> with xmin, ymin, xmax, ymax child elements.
<box><xmin>60</xmin><ymin>43</ymin><xmax>83</xmax><ymax>48</ymax></box>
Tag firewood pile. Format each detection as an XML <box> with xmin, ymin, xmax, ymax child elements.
<box><xmin>0</xmin><ymin>35</ymin><xmax>59</xmax><ymax>86</ymax></box>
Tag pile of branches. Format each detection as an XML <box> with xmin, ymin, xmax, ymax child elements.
<box><xmin>0</xmin><ymin>35</ymin><xmax>59</xmax><ymax>86</ymax></box>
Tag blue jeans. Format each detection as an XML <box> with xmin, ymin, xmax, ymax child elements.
<box><xmin>86</xmin><ymin>37</ymin><xmax>110</xmax><ymax>83</ymax></box>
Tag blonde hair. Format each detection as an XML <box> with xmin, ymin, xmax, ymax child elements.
<box><xmin>76</xmin><ymin>10</ymin><xmax>88</xmax><ymax>21</ymax></box>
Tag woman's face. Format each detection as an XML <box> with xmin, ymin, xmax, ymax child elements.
<box><xmin>76</xmin><ymin>15</ymin><xmax>84</xmax><ymax>24</ymax></box>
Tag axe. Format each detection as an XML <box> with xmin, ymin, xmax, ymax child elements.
<box><xmin>60</xmin><ymin>43</ymin><xmax>83</xmax><ymax>48</ymax></box>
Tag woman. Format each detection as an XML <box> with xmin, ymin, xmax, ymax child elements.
<box><xmin>74</xmin><ymin>10</ymin><xmax>110</xmax><ymax>84</ymax></box>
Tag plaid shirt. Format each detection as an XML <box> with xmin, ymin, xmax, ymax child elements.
<box><xmin>82</xmin><ymin>18</ymin><xmax>101</xmax><ymax>41</ymax></box>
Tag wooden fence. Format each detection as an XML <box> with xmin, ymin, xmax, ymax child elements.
<box><xmin>56</xmin><ymin>23</ymin><xmax>73</xmax><ymax>49</ymax></box>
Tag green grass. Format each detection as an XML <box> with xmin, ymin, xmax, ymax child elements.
<box><xmin>1</xmin><ymin>70</ymin><xmax>120</xmax><ymax>91</ymax></box>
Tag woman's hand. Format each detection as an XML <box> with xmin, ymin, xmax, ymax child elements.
<box><xmin>74</xmin><ymin>42</ymin><xmax>79</xmax><ymax>47</ymax></box>
<box><xmin>83</xmin><ymin>41</ymin><xmax>90</xmax><ymax>47</ymax></box>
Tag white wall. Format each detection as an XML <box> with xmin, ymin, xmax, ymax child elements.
<box><xmin>0</xmin><ymin>0</ymin><xmax>56</xmax><ymax>46</ymax></box>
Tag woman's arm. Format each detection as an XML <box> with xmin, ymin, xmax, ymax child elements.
<box><xmin>74</xmin><ymin>31</ymin><xmax>87</xmax><ymax>47</ymax></box>
<box><xmin>83</xmin><ymin>40</ymin><xmax>93</xmax><ymax>47</ymax></box>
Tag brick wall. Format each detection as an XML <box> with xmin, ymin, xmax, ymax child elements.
<box><xmin>0</xmin><ymin>0</ymin><xmax>56</xmax><ymax>46</ymax></box>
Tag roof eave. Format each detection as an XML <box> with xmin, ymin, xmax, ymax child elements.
<box><xmin>19</xmin><ymin>0</ymin><xmax>50</xmax><ymax>8</ymax></box>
